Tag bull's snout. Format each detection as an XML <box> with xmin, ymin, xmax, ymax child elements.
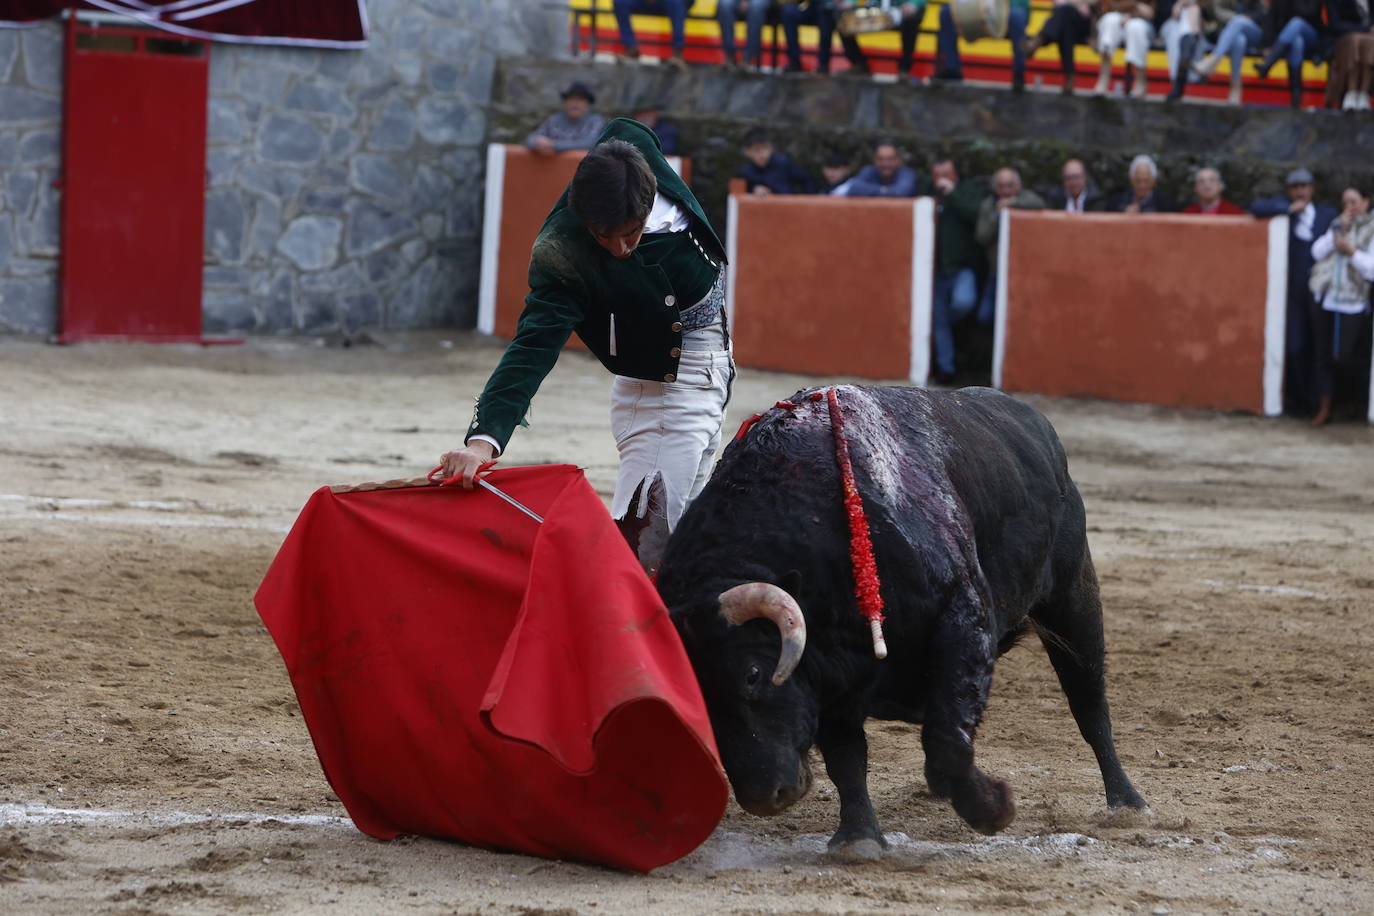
<box><xmin>734</xmin><ymin>756</ymin><xmax>813</xmax><ymax>816</ymax></box>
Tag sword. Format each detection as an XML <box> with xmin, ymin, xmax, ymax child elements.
<box><xmin>475</xmin><ymin>478</ymin><xmax>544</xmax><ymax>524</ymax></box>
<box><xmin>428</xmin><ymin>464</ymin><xmax>544</xmax><ymax>524</ymax></box>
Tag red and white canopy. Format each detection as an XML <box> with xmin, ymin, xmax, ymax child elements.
<box><xmin>0</xmin><ymin>1</ymin><xmax>368</xmax><ymax>48</ymax></box>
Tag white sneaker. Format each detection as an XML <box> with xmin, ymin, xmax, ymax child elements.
<box><xmin>1342</xmin><ymin>90</ymin><xmax>1359</xmax><ymax>110</ymax></box>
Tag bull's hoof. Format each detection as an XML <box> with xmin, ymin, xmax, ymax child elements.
<box><xmin>1107</xmin><ymin>785</ymin><xmax>1148</xmax><ymax>810</ymax></box>
<box><xmin>828</xmin><ymin>837</ymin><xmax>884</xmax><ymax>862</ymax></box>
<box><xmin>952</xmin><ymin>772</ymin><xmax>1016</xmax><ymax>836</ymax></box>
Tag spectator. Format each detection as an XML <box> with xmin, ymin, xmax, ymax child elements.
<box><xmin>631</xmin><ymin>98</ymin><xmax>680</xmax><ymax>155</ymax></box>
<box><xmin>1107</xmin><ymin>155</ymin><xmax>1177</xmax><ymax>212</ymax></box>
<box><xmin>1307</xmin><ymin>186</ymin><xmax>1374</xmax><ymax>425</ymax></box>
<box><xmin>526</xmin><ymin>82</ymin><xmax>607</xmax><ymax>156</ymax></box>
<box><xmin>719</xmin><ymin>0</ymin><xmax>771</xmax><ymax>69</ymax></box>
<box><xmin>1181</xmin><ymin>167</ymin><xmax>1245</xmax><ymax>213</ymax></box>
<box><xmin>739</xmin><ymin>129</ymin><xmax>816</xmax><ymax>195</ymax></box>
<box><xmin>1191</xmin><ymin>0</ymin><xmax>1269</xmax><ymax>104</ymax></box>
<box><xmin>1094</xmin><ymin>0</ymin><xmax>1158</xmax><ymax>98</ymax></box>
<box><xmin>934</xmin><ymin>0</ymin><xmax>1030</xmax><ymax>91</ymax></box>
<box><xmin>613</xmin><ymin>0</ymin><xmax>689</xmax><ymax>68</ymax></box>
<box><xmin>1023</xmin><ymin>0</ymin><xmax>1096</xmax><ymax>94</ymax></box>
<box><xmin>929</xmin><ymin>158</ymin><xmax>987</xmax><ymax>383</ymax></box>
<box><xmin>834</xmin><ymin>0</ymin><xmax>926</xmax><ymax>82</ymax></box>
<box><xmin>1046</xmin><ymin>158</ymin><xmax>1106</xmax><ymax>212</ymax></box>
<box><xmin>844</xmin><ymin>140</ymin><xmax>921</xmax><ymax>197</ymax></box>
<box><xmin>1323</xmin><ymin>0</ymin><xmax>1374</xmax><ymax>111</ymax></box>
<box><xmin>1251</xmin><ymin>167</ymin><xmax>1338</xmax><ymax>415</ymax></box>
<box><xmin>974</xmin><ymin>168</ymin><xmax>1044</xmax><ymax>325</ymax></box>
<box><xmin>782</xmin><ymin>0</ymin><xmax>842</xmax><ymax>73</ymax></box>
<box><xmin>821</xmin><ymin>150</ymin><xmax>858</xmax><ymax>195</ymax></box>
<box><xmin>1163</xmin><ymin>0</ymin><xmax>1221</xmax><ymax>101</ymax></box>
<box><xmin>1255</xmin><ymin>0</ymin><xmax>1325</xmax><ymax>108</ymax></box>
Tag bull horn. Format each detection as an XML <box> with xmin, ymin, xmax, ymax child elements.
<box><xmin>718</xmin><ymin>583</ymin><xmax>807</xmax><ymax>686</ymax></box>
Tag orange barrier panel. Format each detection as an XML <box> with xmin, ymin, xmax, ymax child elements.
<box><xmin>490</xmin><ymin>147</ymin><xmax>583</xmax><ymax>340</ymax></box>
<box><xmin>729</xmin><ymin>194</ymin><xmax>931</xmax><ymax>380</ymax></box>
<box><xmin>999</xmin><ymin>211</ymin><xmax>1274</xmax><ymax>413</ymax></box>
<box><xmin>478</xmin><ymin>144</ymin><xmax>689</xmax><ymax>349</ymax></box>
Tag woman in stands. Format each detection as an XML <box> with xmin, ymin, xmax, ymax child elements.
<box><xmin>1094</xmin><ymin>0</ymin><xmax>1157</xmax><ymax>97</ymax></box>
<box><xmin>1023</xmin><ymin>0</ymin><xmax>1098</xmax><ymax>94</ymax></box>
<box><xmin>1191</xmin><ymin>0</ymin><xmax>1269</xmax><ymax>104</ymax></box>
<box><xmin>1322</xmin><ymin>0</ymin><xmax>1374</xmax><ymax>110</ymax></box>
<box><xmin>1307</xmin><ymin>187</ymin><xmax>1374</xmax><ymax>425</ymax></box>
<box><xmin>1254</xmin><ymin>0</ymin><xmax>1326</xmax><ymax>107</ymax></box>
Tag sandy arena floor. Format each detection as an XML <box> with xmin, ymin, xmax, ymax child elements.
<box><xmin>1</xmin><ymin>332</ymin><xmax>1372</xmax><ymax>915</ymax></box>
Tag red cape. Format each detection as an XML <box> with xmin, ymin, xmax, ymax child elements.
<box><xmin>254</xmin><ymin>464</ymin><xmax>727</xmax><ymax>872</ymax></box>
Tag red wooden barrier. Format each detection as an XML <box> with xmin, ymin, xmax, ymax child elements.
<box><xmin>995</xmin><ymin>210</ymin><xmax>1284</xmax><ymax>414</ymax></box>
<box><xmin>726</xmin><ymin>193</ymin><xmax>935</xmax><ymax>382</ymax></box>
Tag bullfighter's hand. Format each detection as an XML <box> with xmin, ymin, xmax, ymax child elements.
<box><xmin>440</xmin><ymin>440</ymin><xmax>497</xmax><ymax>490</ymax></box>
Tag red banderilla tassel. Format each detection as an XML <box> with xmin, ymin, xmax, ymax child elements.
<box><xmin>826</xmin><ymin>388</ymin><xmax>887</xmax><ymax>660</ymax></box>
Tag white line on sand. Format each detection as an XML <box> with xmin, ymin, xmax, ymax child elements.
<box><xmin>0</xmin><ymin>802</ymin><xmax>351</xmax><ymax>829</ymax></box>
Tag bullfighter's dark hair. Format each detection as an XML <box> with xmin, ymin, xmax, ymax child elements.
<box><xmin>569</xmin><ymin>140</ymin><xmax>656</xmax><ymax>236</ymax></box>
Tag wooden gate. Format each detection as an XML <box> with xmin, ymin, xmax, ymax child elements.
<box><xmin>59</xmin><ymin>17</ymin><xmax>210</xmax><ymax>342</ymax></box>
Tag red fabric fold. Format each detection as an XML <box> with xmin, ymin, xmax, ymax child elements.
<box><xmin>254</xmin><ymin>464</ymin><xmax>727</xmax><ymax>872</ymax></box>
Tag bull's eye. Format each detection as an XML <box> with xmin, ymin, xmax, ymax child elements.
<box><xmin>745</xmin><ymin>664</ymin><xmax>762</xmax><ymax>688</ymax></box>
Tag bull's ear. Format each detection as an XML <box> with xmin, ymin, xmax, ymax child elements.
<box><xmin>777</xmin><ymin>569</ymin><xmax>804</xmax><ymax>601</ymax></box>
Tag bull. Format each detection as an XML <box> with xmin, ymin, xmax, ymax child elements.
<box><xmin>657</xmin><ymin>384</ymin><xmax>1146</xmax><ymax>859</ymax></box>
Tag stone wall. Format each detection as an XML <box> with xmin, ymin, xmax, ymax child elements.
<box><xmin>0</xmin><ymin>25</ymin><xmax>62</xmax><ymax>334</ymax></box>
<box><xmin>489</xmin><ymin>57</ymin><xmax>1374</xmax><ymax>238</ymax></box>
<box><xmin>0</xmin><ymin>0</ymin><xmax>565</xmax><ymax>336</ymax></box>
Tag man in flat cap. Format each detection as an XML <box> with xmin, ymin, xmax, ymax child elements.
<box><xmin>1251</xmin><ymin>167</ymin><xmax>1338</xmax><ymax>416</ymax></box>
<box><xmin>527</xmin><ymin>81</ymin><xmax>607</xmax><ymax>156</ymax></box>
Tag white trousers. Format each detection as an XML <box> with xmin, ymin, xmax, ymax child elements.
<box><xmin>609</xmin><ymin>325</ymin><xmax>733</xmax><ymax>531</ymax></box>
<box><xmin>1097</xmin><ymin>13</ymin><xmax>1154</xmax><ymax>68</ymax></box>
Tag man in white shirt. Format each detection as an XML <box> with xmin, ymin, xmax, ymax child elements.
<box><xmin>1048</xmin><ymin>158</ymin><xmax>1102</xmax><ymax>213</ymax></box>
<box><xmin>1250</xmin><ymin>168</ymin><xmax>1339</xmax><ymax>415</ymax></box>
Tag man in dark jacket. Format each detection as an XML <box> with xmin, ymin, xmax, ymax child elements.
<box><xmin>739</xmin><ymin>129</ymin><xmax>815</xmax><ymax>195</ymax></box>
<box><xmin>1046</xmin><ymin>157</ymin><xmax>1106</xmax><ymax>212</ymax></box>
<box><xmin>440</xmin><ymin>119</ymin><xmax>732</xmax><ymax>534</ymax></box>
<box><xmin>929</xmin><ymin>158</ymin><xmax>987</xmax><ymax>383</ymax></box>
<box><xmin>1107</xmin><ymin>154</ymin><xmax>1177</xmax><ymax>213</ymax></box>
<box><xmin>1251</xmin><ymin>167</ymin><xmax>1339</xmax><ymax>415</ymax></box>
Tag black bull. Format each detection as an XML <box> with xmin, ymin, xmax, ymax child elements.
<box><xmin>657</xmin><ymin>385</ymin><xmax>1146</xmax><ymax>858</ymax></box>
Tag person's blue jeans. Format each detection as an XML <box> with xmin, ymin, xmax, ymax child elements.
<box><xmin>936</xmin><ymin>5</ymin><xmax>1027</xmax><ymax>82</ymax></box>
<box><xmin>1211</xmin><ymin>17</ymin><xmax>1262</xmax><ymax>73</ymax></box>
<box><xmin>782</xmin><ymin>1</ymin><xmax>838</xmax><ymax>71</ymax></box>
<box><xmin>933</xmin><ymin>268</ymin><xmax>979</xmax><ymax>377</ymax></box>
<box><xmin>614</xmin><ymin>0</ymin><xmax>688</xmax><ymax>53</ymax></box>
<box><xmin>718</xmin><ymin>0</ymin><xmax>771</xmax><ymax>64</ymax></box>
<box><xmin>1269</xmin><ymin>16</ymin><xmax>1318</xmax><ymax>75</ymax></box>
<box><xmin>976</xmin><ymin>270</ymin><xmax>997</xmax><ymax>327</ymax></box>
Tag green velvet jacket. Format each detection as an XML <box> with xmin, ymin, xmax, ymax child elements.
<box><xmin>467</xmin><ymin>117</ymin><xmax>728</xmax><ymax>451</ymax></box>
